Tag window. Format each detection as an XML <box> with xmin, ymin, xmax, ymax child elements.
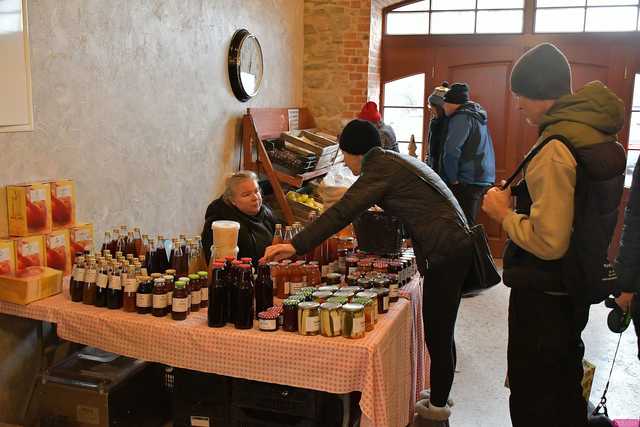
<box><xmin>382</xmin><ymin>74</ymin><xmax>425</xmax><ymax>156</ymax></box>
<box><xmin>385</xmin><ymin>0</ymin><xmax>524</xmax><ymax>35</ymax></box>
<box><xmin>626</xmin><ymin>74</ymin><xmax>640</xmax><ymax>187</ymax></box>
<box><xmin>535</xmin><ymin>0</ymin><xmax>640</xmax><ymax>33</ymax></box>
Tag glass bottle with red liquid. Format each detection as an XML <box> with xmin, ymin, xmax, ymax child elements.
<box><xmin>272</xmin><ymin>224</ymin><xmax>284</xmax><ymax>245</ymax></box>
<box><xmin>255</xmin><ymin>262</ymin><xmax>274</xmax><ymax>319</ymax></box>
<box><xmin>109</xmin><ymin>228</ymin><xmax>119</xmax><ymax>254</ymax></box>
<box><xmin>189</xmin><ymin>273</ymin><xmax>201</xmax><ymax>312</ymax></box>
<box><xmin>116</xmin><ymin>226</ymin><xmax>127</xmax><ymax>254</ymax></box>
<box><xmin>233</xmin><ymin>265</ymin><xmax>254</xmax><ymax>329</ymax></box>
<box><xmin>101</xmin><ymin>231</ymin><xmax>112</xmax><ymax>256</ymax></box>
<box><xmin>154</xmin><ymin>235</ymin><xmax>169</xmax><ymax>274</ymax></box>
<box><xmin>170</xmin><ymin>239</ymin><xmax>187</xmax><ymax>277</ymax></box>
<box><xmin>208</xmin><ymin>263</ymin><xmax>226</xmax><ymax>327</ymax></box>
<box><xmin>107</xmin><ymin>261</ymin><xmax>123</xmax><ymax>309</ymax></box>
<box><xmin>70</xmin><ymin>255</ymin><xmax>85</xmax><ymax>302</ymax></box>
<box><xmin>126</xmin><ymin>231</ymin><xmax>136</xmax><ymax>256</ymax></box>
<box><xmin>94</xmin><ymin>260</ymin><xmax>109</xmax><ymax>307</ymax></box>
<box><xmin>136</xmin><ymin>276</ymin><xmax>153</xmax><ymax>315</ymax></box>
<box><xmin>198</xmin><ymin>271</ymin><xmax>209</xmax><ymax>308</ymax></box>
<box><xmin>123</xmin><ymin>265</ymin><xmax>138</xmax><ymax>312</ymax></box>
<box><xmin>133</xmin><ymin>227</ymin><xmax>143</xmax><ymax>257</ymax></box>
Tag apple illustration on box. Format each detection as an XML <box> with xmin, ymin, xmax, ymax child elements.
<box><xmin>26</xmin><ymin>199</ymin><xmax>47</xmax><ymax>231</ymax></box>
<box><xmin>51</xmin><ymin>196</ymin><xmax>71</xmax><ymax>225</ymax></box>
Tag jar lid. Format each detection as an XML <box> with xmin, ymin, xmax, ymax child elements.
<box><xmin>356</xmin><ymin>291</ymin><xmax>377</xmax><ymax>299</ymax></box>
<box><xmin>342</xmin><ymin>303</ymin><xmax>365</xmax><ymax>312</ymax></box>
<box><xmin>179</xmin><ymin>276</ymin><xmax>190</xmax><ymax>282</ymax></box>
<box><xmin>312</xmin><ymin>291</ymin><xmax>332</xmax><ymax>299</ymax></box>
<box><xmin>175</xmin><ymin>281</ymin><xmax>186</xmax><ymax>288</ymax></box>
<box><xmin>198</xmin><ymin>271</ymin><xmax>208</xmax><ymax>277</ymax></box>
<box><xmin>258</xmin><ymin>311</ymin><xmax>278</xmax><ymax>320</ymax></box>
<box><xmin>163</xmin><ymin>275</ymin><xmax>174</xmax><ymax>281</ymax></box>
<box><xmin>327</xmin><ymin>296</ymin><xmax>349</xmax><ymax>305</ymax></box>
<box><xmin>318</xmin><ymin>285</ymin><xmax>339</xmax><ymax>292</ymax></box>
<box><xmin>298</xmin><ymin>301</ymin><xmax>320</xmax><ymax>310</ymax></box>
<box><xmin>351</xmin><ymin>297</ymin><xmax>372</xmax><ymax>306</ymax></box>
<box><xmin>342</xmin><ymin>286</ymin><xmax>362</xmax><ymax>293</ymax></box>
<box><xmin>151</xmin><ymin>273</ymin><xmax>163</xmax><ymax>278</ymax></box>
<box><xmin>189</xmin><ymin>274</ymin><xmax>200</xmax><ymax>280</ymax></box>
<box><xmin>283</xmin><ymin>299</ymin><xmax>300</xmax><ymax>306</ymax></box>
<box><xmin>165</xmin><ymin>269</ymin><xmax>177</xmax><ymax>274</ymax></box>
<box><xmin>320</xmin><ymin>302</ymin><xmax>341</xmax><ymax>311</ymax></box>
<box><xmin>373</xmin><ymin>278</ymin><xmax>387</xmax><ymax>287</ymax></box>
<box><xmin>357</xmin><ymin>278</ymin><xmax>370</xmax><ymax>285</ymax></box>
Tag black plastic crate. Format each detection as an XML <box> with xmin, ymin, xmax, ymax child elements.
<box><xmin>172</xmin><ymin>368</ymin><xmax>231</xmax><ymax>427</ymax></box>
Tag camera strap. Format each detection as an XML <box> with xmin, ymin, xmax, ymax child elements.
<box><xmin>592</xmin><ymin>331</ymin><xmax>624</xmax><ymax>417</ymax></box>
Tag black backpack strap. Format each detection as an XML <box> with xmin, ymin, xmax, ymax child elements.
<box><xmin>501</xmin><ymin>135</ymin><xmax>578</xmax><ymax>189</ymax></box>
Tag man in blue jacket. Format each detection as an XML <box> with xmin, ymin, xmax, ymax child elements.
<box><xmin>441</xmin><ymin>83</ymin><xmax>496</xmax><ymax>224</ymax></box>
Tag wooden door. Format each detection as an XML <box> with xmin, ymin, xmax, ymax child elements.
<box><xmin>433</xmin><ymin>45</ymin><xmax>523</xmax><ymax>255</ymax></box>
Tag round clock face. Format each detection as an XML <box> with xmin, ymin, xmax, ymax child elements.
<box><xmin>229</xmin><ymin>29</ymin><xmax>264</xmax><ymax>102</ymax></box>
<box><xmin>239</xmin><ymin>35</ymin><xmax>263</xmax><ymax>97</ymax></box>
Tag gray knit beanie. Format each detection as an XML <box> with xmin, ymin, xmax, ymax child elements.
<box><xmin>510</xmin><ymin>43</ymin><xmax>572</xmax><ymax>100</ymax></box>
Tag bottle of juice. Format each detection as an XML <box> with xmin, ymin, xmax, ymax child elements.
<box><xmin>107</xmin><ymin>261</ymin><xmax>123</xmax><ymax>309</ymax></box>
<box><xmin>170</xmin><ymin>239</ymin><xmax>186</xmax><ymax>277</ymax></box>
<box><xmin>122</xmin><ymin>265</ymin><xmax>138</xmax><ymax>312</ymax></box>
<box><xmin>272</xmin><ymin>224</ymin><xmax>284</xmax><ymax>245</ymax></box>
<box><xmin>126</xmin><ymin>231</ymin><xmax>136</xmax><ymax>256</ymax></box>
<box><xmin>133</xmin><ymin>227</ymin><xmax>143</xmax><ymax>257</ymax></box>
<box><xmin>95</xmin><ymin>261</ymin><xmax>109</xmax><ymax>307</ymax></box>
<box><xmin>194</xmin><ymin>237</ymin><xmax>207</xmax><ymax>272</ymax></box>
<box><xmin>198</xmin><ymin>271</ymin><xmax>209</xmax><ymax>308</ymax></box>
<box><xmin>82</xmin><ymin>260</ymin><xmax>98</xmax><ymax>305</ymax></box>
<box><xmin>109</xmin><ymin>228</ymin><xmax>119</xmax><ymax>254</ymax></box>
<box><xmin>283</xmin><ymin>226</ymin><xmax>293</xmax><ymax>244</ymax></box>
<box><xmin>208</xmin><ymin>263</ymin><xmax>226</xmax><ymax>327</ymax></box>
<box><xmin>154</xmin><ymin>235</ymin><xmax>169</xmax><ymax>273</ymax></box>
<box><xmin>101</xmin><ymin>231</ymin><xmax>112</xmax><ymax>256</ymax></box>
<box><xmin>70</xmin><ymin>255</ymin><xmax>85</xmax><ymax>302</ymax></box>
<box><xmin>233</xmin><ymin>265</ymin><xmax>254</xmax><ymax>329</ymax></box>
<box><xmin>136</xmin><ymin>276</ymin><xmax>153</xmax><ymax>315</ymax></box>
<box><xmin>255</xmin><ymin>262</ymin><xmax>273</xmax><ymax>319</ymax></box>
<box><xmin>189</xmin><ymin>273</ymin><xmax>201</xmax><ymax>312</ymax></box>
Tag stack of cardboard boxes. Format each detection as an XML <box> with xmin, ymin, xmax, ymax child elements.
<box><xmin>0</xmin><ymin>180</ymin><xmax>93</xmax><ymax>304</ymax></box>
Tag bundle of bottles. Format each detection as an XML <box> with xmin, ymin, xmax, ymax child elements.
<box><xmin>68</xmin><ymin>225</ymin><xmax>210</xmax><ymax>321</ymax></box>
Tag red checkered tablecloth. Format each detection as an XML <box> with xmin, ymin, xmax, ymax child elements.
<box><xmin>0</xmin><ymin>276</ymin><xmax>429</xmax><ymax>427</ymax></box>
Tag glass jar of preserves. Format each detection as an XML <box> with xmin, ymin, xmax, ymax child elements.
<box><xmin>388</xmin><ymin>262</ymin><xmax>401</xmax><ymax>303</ymax></box>
<box><xmin>373</xmin><ymin>287</ymin><xmax>390</xmax><ymax>314</ymax></box>
<box><xmin>346</xmin><ymin>257</ymin><xmax>359</xmax><ymax>277</ymax></box>
<box><xmin>258</xmin><ymin>311</ymin><xmax>279</xmax><ymax>332</ymax></box>
<box><xmin>346</xmin><ymin>275</ymin><xmax>360</xmax><ymax>287</ymax></box>
<box><xmin>352</xmin><ymin>297</ymin><xmax>375</xmax><ymax>331</ymax></box>
<box><xmin>297</xmin><ymin>301</ymin><xmax>320</xmax><ymax>336</ymax></box>
<box><xmin>189</xmin><ymin>273</ymin><xmax>202</xmax><ymax>312</ymax></box>
<box><xmin>282</xmin><ymin>299</ymin><xmax>299</xmax><ymax>332</ymax></box>
<box><xmin>357</xmin><ymin>277</ymin><xmax>372</xmax><ymax>290</ymax></box>
<box><xmin>318</xmin><ymin>285</ymin><xmax>339</xmax><ymax>293</ymax></box>
<box><xmin>325</xmin><ymin>273</ymin><xmax>342</xmax><ymax>286</ymax></box>
<box><xmin>163</xmin><ymin>275</ymin><xmax>174</xmax><ymax>313</ymax></box>
<box><xmin>320</xmin><ymin>302</ymin><xmax>342</xmax><ymax>337</ymax></box>
<box><xmin>372</xmin><ymin>277</ymin><xmax>388</xmax><ymax>289</ymax></box>
<box><xmin>357</xmin><ymin>261</ymin><xmax>372</xmax><ymax>274</ymax></box>
<box><xmin>373</xmin><ymin>261</ymin><xmax>389</xmax><ymax>274</ymax></box>
<box><xmin>333</xmin><ymin>290</ymin><xmax>355</xmax><ymax>302</ymax></box>
<box><xmin>152</xmin><ymin>278</ymin><xmax>168</xmax><ymax>317</ymax></box>
<box><xmin>172</xmin><ymin>280</ymin><xmax>189</xmax><ymax>321</ymax></box>
<box><xmin>198</xmin><ymin>271</ymin><xmax>209</xmax><ymax>308</ymax></box>
<box><xmin>341</xmin><ymin>303</ymin><xmax>365</xmax><ymax>339</ymax></box>
<box><xmin>356</xmin><ymin>291</ymin><xmax>379</xmax><ymax>323</ymax></box>
<box><xmin>312</xmin><ymin>291</ymin><xmax>332</xmax><ymax>304</ymax></box>
<box><xmin>136</xmin><ymin>276</ymin><xmax>153</xmax><ymax>314</ymax></box>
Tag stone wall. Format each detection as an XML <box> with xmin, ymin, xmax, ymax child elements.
<box><xmin>303</xmin><ymin>0</ymin><xmax>399</xmax><ymax>133</ymax></box>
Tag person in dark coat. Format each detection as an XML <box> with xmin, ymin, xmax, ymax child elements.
<box><xmin>201</xmin><ymin>171</ymin><xmax>278</xmax><ymax>265</ymax></box>
<box><xmin>426</xmin><ymin>82</ymin><xmax>450</xmax><ymax>177</ymax></box>
<box><xmin>262</xmin><ymin>119</ymin><xmax>473</xmax><ymax>427</ymax></box>
<box><xmin>441</xmin><ymin>83</ymin><xmax>496</xmax><ymax>225</ymax></box>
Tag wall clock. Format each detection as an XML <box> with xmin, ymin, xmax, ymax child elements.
<box><xmin>228</xmin><ymin>29</ymin><xmax>264</xmax><ymax>102</ymax></box>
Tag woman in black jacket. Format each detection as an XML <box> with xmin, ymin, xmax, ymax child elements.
<box><xmin>263</xmin><ymin>120</ymin><xmax>473</xmax><ymax>426</ymax></box>
<box><xmin>201</xmin><ymin>171</ymin><xmax>278</xmax><ymax>265</ymax></box>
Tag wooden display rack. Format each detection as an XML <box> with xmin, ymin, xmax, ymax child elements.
<box><xmin>242</xmin><ymin>107</ymin><xmax>335</xmax><ymax>225</ymax></box>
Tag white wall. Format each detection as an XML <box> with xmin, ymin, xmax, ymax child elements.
<box><xmin>0</xmin><ymin>0</ymin><xmax>303</xmax><ymax>421</ymax></box>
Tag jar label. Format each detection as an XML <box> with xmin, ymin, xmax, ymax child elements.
<box><xmin>73</xmin><ymin>268</ymin><xmax>85</xmax><ymax>281</ymax></box>
<box><xmin>48</xmin><ymin>234</ymin><xmax>66</xmax><ymax>249</ymax></box>
<box><xmin>109</xmin><ymin>275</ymin><xmax>122</xmax><ymax>290</ymax></box>
<box><xmin>56</xmin><ymin>185</ymin><xmax>72</xmax><ymax>199</ymax></box>
<box><xmin>124</xmin><ymin>278</ymin><xmax>138</xmax><ymax>293</ymax></box>
<box><xmin>97</xmin><ymin>274</ymin><xmax>108</xmax><ymax>288</ymax></box>
<box><xmin>75</xmin><ymin>230</ymin><xmax>91</xmax><ymax>243</ymax></box>
<box><xmin>153</xmin><ymin>294</ymin><xmax>167</xmax><ymax>308</ymax></box>
<box><xmin>201</xmin><ymin>287</ymin><xmax>209</xmax><ymax>301</ymax></box>
<box><xmin>348</xmin><ymin>266</ymin><xmax>357</xmax><ymax>276</ymax></box>
<box><xmin>21</xmin><ymin>242</ymin><xmax>40</xmax><ymax>256</ymax></box>
<box><xmin>29</xmin><ymin>188</ymin><xmax>46</xmax><ymax>202</ymax></box>
<box><xmin>0</xmin><ymin>248</ymin><xmax>8</xmax><ymax>262</ymax></box>
<box><xmin>321</xmin><ymin>265</ymin><xmax>330</xmax><ymax>277</ymax></box>
<box><xmin>383</xmin><ymin>296</ymin><xmax>389</xmax><ymax>311</ymax></box>
<box><xmin>167</xmin><ymin>291</ymin><xmax>173</xmax><ymax>304</ymax></box>
<box><xmin>172</xmin><ymin>298</ymin><xmax>188</xmax><ymax>313</ymax></box>
<box><xmin>389</xmin><ymin>283</ymin><xmax>399</xmax><ymax>297</ymax></box>
<box><xmin>290</xmin><ymin>281</ymin><xmax>304</xmax><ymax>294</ymax></box>
<box><xmin>284</xmin><ymin>281</ymin><xmax>291</xmax><ymax>295</ymax></box>
<box><xmin>141</xmin><ymin>268</ymin><xmax>148</xmax><ymax>276</ymax></box>
<box><xmin>136</xmin><ymin>293</ymin><xmax>152</xmax><ymax>307</ymax></box>
<box><xmin>306</xmin><ymin>316</ymin><xmax>320</xmax><ymax>333</ymax></box>
<box><xmin>191</xmin><ymin>291</ymin><xmax>202</xmax><ymax>305</ymax></box>
<box><xmin>259</xmin><ymin>318</ymin><xmax>277</xmax><ymax>331</ymax></box>
<box><xmin>85</xmin><ymin>269</ymin><xmax>97</xmax><ymax>283</ymax></box>
<box><xmin>352</xmin><ymin>316</ymin><xmax>365</xmax><ymax>336</ymax></box>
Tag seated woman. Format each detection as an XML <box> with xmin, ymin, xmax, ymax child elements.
<box><xmin>201</xmin><ymin>171</ymin><xmax>278</xmax><ymax>265</ymax></box>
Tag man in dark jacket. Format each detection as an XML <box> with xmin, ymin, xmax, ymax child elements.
<box><xmin>614</xmin><ymin>159</ymin><xmax>640</xmax><ymax>360</ymax></box>
<box><xmin>483</xmin><ymin>43</ymin><xmax>626</xmax><ymax>426</ymax></box>
<box><xmin>426</xmin><ymin>82</ymin><xmax>450</xmax><ymax>176</ymax></box>
<box><xmin>263</xmin><ymin>119</ymin><xmax>472</xmax><ymax>427</ymax></box>
<box><xmin>201</xmin><ymin>171</ymin><xmax>278</xmax><ymax>265</ymax></box>
<box><xmin>441</xmin><ymin>83</ymin><xmax>496</xmax><ymax>225</ymax></box>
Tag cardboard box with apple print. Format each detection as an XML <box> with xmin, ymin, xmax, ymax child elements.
<box><xmin>0</xmin><ymin>239</ymin><xmax>15</xmax><ymax>276</ymax></box>
<box><xmin>45</xmin><ymin>229</ymin><xmax>71</xmax><ymax>274</ymax></box>
<box><xmin>69</xmin><ymin>223</ymin><xmax>94</xmax><ymax>262</ymax></box>
<box><xmin>49</xmin><ymin>179</ymin><xmax>76</xmax><ymax>229</ymax></box>
<box><xmin>13</xmin><ymin>235</ymin><xmax>45</xmax><ymax>275</ymax></box>
<box><xmin>7</xmin><ymin>183</ymin><xmax>52</xmax><ymax>236</ymax></box>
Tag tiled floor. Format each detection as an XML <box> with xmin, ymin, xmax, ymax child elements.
<box><xmin>450</xmin><ymin>283</ymin><xmax>640</xmax><ymax>427</ymax></box>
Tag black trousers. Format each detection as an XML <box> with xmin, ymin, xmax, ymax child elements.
<box><xmin>451</xmin><ymin>183</ymin><xmax>490</xmax><ymax>225</ymax></box>
<box><xmin>508</xmin><ymin>288</ymin><xmax>590</xmax><ymax>427</ymax></box>
<box><xmin>422</xmin><ymin>247</ymin><xmax>472</xmax><ymax>407</ymax></box>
